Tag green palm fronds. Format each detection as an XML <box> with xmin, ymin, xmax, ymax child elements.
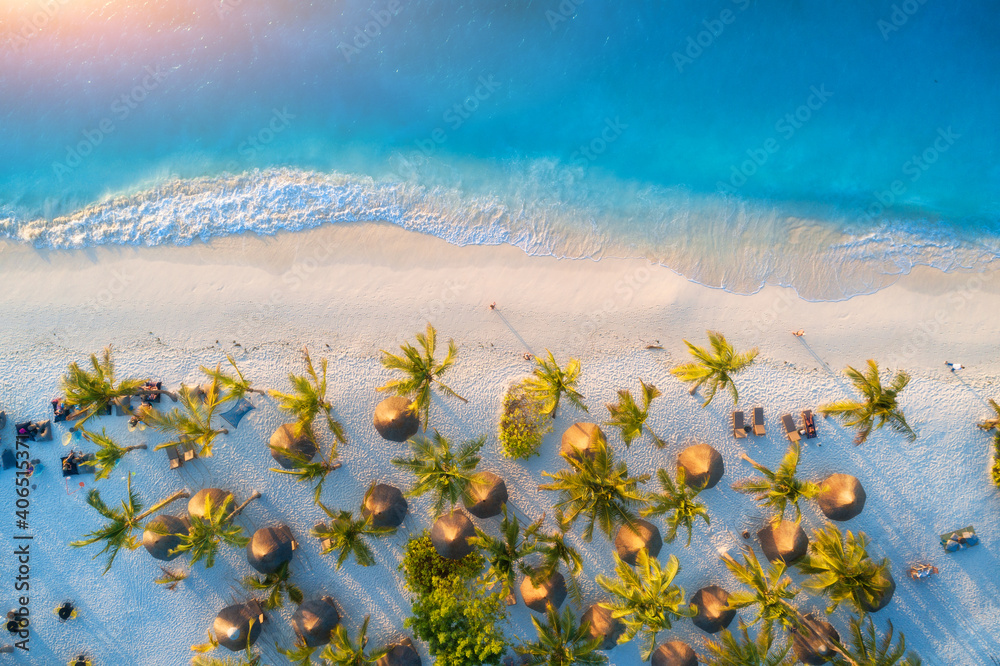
<box><xmin>702</xmin><ymin>620</ymin><xmax>793</xmax><ymax>666</ymax></box>
<box><xmin>145</xmin><ymin>380</ymin><xmax>229</xmax><ymax>457</ymax></box>
<box><xmin>526</xmin><ymin>514</ymin><xmax>585</xmax><ymax>607</ymax></box>
<box><xmin>516</xmin><ymin>602</ymin><xmax>608</xmax><ymax>666</ymax></box>
<box><xmin>270</xmin><ymin>348</ymin><xmax>346</xmax><ymax>449</ymax></box>
<box><xmin>819</xmin><ymin>360</ymin><xmax>915</xmax><ymax>445</ymax></box>
<box><xmin>539</xmin><ymin>438</ymin><xmax>649</xmax><ymax>541</ymax></box>
<box><xmin>312</xmin><ymin>504</ymin><xmax>395</xmax><ymax>568</ymax></box>
<box><xmin>832</xmin><ymin>616</ymin><xmax>922</xmax><ymax>666</ymax></box>
<box><xmin>605</xmin><ymin>380</ymin><xmax>665</xmax><ymax>448</ymax></box>
<box><xmin>596</xmin><ymin>551</ymin><xmax>693</xmax><ymax>661</ymax></box>
<box><xmin>671</xmin><ymin>331</ymin><xmax>758</xmax><ymax>407</ymax></box>
<box><xmin>270</xmin><ymin>443</ymin><xmax>340</xmax><ymax>504</ymax></box>
<box><xmin>242</xmin><ymin>561</ymin><xmax>303</xmax><ymax>610</ymax></box>
<box><xmin>977</xmin><ymin>399</ymin><xmax>1000</xmax><ymax>487</ymax></box>
<box><xmin>796</xmin><ymin>524</ymin><xmax>894</xmax><ymax>615</ymax></box>
<box><xmin>378</xmin><ymin>323</ymin><xmax>466</xmax><ymax>427</ymax></box>
<box><xmin>523</xmin><ymin>350</ymin><xmax>587</xmax><ymax>419</ymax></box>
<box><xmin>641</xmin><ymin>467</ymin><xmax>710</xmax><ymax>546</ymax></box>
<box><xmin>153</xmin><ymin>566</ymin><xmax>187</xmax><ymax>591</ymax></box>
<box><xmin>470</xmin><ymin>505</ymin><xmax>537</xmax><ymax>597</ymax></box>
<box><xmin>77</xmin><ymin>428</ymin><xmax>146</xmax><ymax>481</ymax></box>
<box><xmin>201</xmin><ymin>356</ymin><xmax>265</xmax><ymax>402</ymax></box>
<box><xmin>278</xmin><ymin>639</ymin><xmax>322</xmax><ymax>666</ymax></box>
<box><xmin>731</xmin><ymin>443</ymin><xmax>819</xmax><ymax>521</ymax></box>
<box><xmin>61</xmin><ymin>346</ymin><xmax>146</xmax><ymax>430</ymax></box>
<box><xmin>392</xmin><ymin>430</ymin><xmax>485</xmax><ymax>517</ymax></box>
<box><xmin>319</xmin><ymin>615</ymin><xmax>389</xmax><ymax>666</ymax></box>
<box><xmin>722</xmin><ymin>547</ymin><xmax>800</xmax><ymax>631</ymax></box>
<box><xmin>172</xmin><ymin>492</ymin><xmax>259</xmax><ymax>568</ymax></box>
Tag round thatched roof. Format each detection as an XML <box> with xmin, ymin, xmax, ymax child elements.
<box><xmin>247</xmin><ymin>525</ymin><xmax>296</xmax><ymax>574</ymax></box>
<box><xmin>791</xmin><ymin>613</ymin><xmax>840</xmax><ymax>665</ymax></box>
<box><xmin>376</xmin><ymin>637</ymin><xmax>422</xmax><ymax>666</ymax></box>
<box><xmin>463</xmin><ymin>472</ymin><xmax>508</xmax><ymax>519</ymax></box>
<box><xmin>520</xmin><ymin>570</ymin><xmax>567</xmax><ymax>612</ymax></box>
<box><xmin>650</xmin><ymin>640</ymin><xmax>698</xmax><ymax>666</ymax></box>
<box><xmin>559</xmin><ymin>422</ymin><xmax>605</xmax><ymax>459</ymax></box>
<box><xmin>270</xmin><ymin>423</ymin><xmax>318</xmax><ymax>469</ymax></box>
<box><xmin>374</xmin><ymin>397</ymin><xmax>420</xmax><ymax>442</ymax></box>
<box><xmin>613</xmin><ymin>519</ymin><xmax>663</xmax><ymax>566</ymax></box>
<box><xmin>430</xmin><ymin>510</ymin><xmax>475</xmax><ymax>560</ymax></box>
<box><xmin>677</xmin><ymin>443</ymin><xmax>724</xmax><ymax>489</ymax></box>
<box><xmin>817</xmin><ymin>474</ymin><xmax>867</xmax><ymax>521</ymax></box>
<box><xmin>690</xmin><ymin>585</ymin><xmax>736</xmax><ymax>634</ymax></box>
<box><xmin>581</xmin><ymin>604</ymin><xmax>624</xmax><ymax>650</ymax></box>
<box><xmin>142</xmin><ymin>514</ymin><xmax>189</xmax><ymax>562</ymax></box>
<box><xmin>188</xmin><ymin>488</ymin><xmax>234</xmax><ymax>520</ymax></box>
<box><xmin>757</xmin><ymin>520</ymin><xmax>808</xmax><ymax>564</ymax></box>
<box><xmin>214</xmin><ymin>601</ymin><xmax>265</xmax><ymax>652</ymax></box>
<box><xmin>362</xmin><ymin>484</ymin><xmax>408</xmax><ymax>528</ymax></box>
<box><xmin>860</xmin><ymin>570</ymin><xmax>896</xmax><ymax>613</ymax></box>
<box><xmin>291</xmin><ymin>596</ymin><xmax>340</xmax><ymax>648</ymax></box>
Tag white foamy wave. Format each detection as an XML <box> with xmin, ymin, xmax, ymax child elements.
<box><xmin>0</xmin><ymin>167</ymin><xmax>996</xmax><ymax>301</ymax></box>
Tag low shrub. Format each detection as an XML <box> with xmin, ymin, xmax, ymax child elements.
<box><xmin>498</xmin><ymin>380</ymin><xmax>551</xmax><ymax>460</ymax></box>
<box><xmin>407</xmin><ymin>574</ymin><xmax>507</xmax><ymax>666</ymax></box>
<box><xmin>400</xmin><ymin>532</ymin><xmax>483</xmax><ymax>596</ymax></box>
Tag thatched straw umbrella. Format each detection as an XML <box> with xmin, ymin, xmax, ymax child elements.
<box><xmin>188</xmin><ymin>488</ymin><xmax>234</xmax><ymax>520</ymax></box>
<box><xmin>581</xmin><ymin>604</ymin><xmax>624</xmax><ymax>650</ymax></box>
<box><xmin>247</xmin><ymin>524</ymin><xmax>297</xmax><ymax>574</ymax></box>
<box><xmin>214</xmin><ymin>600</ymin><xmax>265</xmax><ymax>652</ymax></box>
<box><xmin>757</xmin><ymin>520</ymin><xmax>808</xmax><ymax>564</ymax></box>
<box><xmin>861</xmin><ymin>571</ymin><xmax>896</xmax><ymax>613</ymax></box>
<box><xmin>463</xmin><ymin>472</ymin><xmax>508</xmax><ymax>519</ymax></box>
<box><xmin>816</xmin><ymin>474</ymin><xmax>866</xmax><ymax>521</ymax></box>
<box><xmin>142</xmin><ymin>514</ymin><xmax>189</xmax><ymax>562</ymax></box>
<box><xmin>690</xmin><ymin>585</ymin><xmax>736</xmax><ymax>634</ymax></box>
<box><xmin>374</xmin><ymin>397</ymin><xmax>420</xmax><ymax>442</ymax></box>
<box><xmin>520</xmin><ymin>569</ymin><xmax>567</xmax><ymax>612</ymax></box>
<box><xmin>559</xmin><ymin>423</ymin><xmax>605</xmax><ymax>459</ymax></box>
<box><xmin>270</xmin><ymin>423</ymin><xmax>318</xmax><ymax>469</ymax></box>
<box><xmin>376</xmin><ymin>637</ymin><xmax>422</xmax><ymax>666</ymax></box>
<box><xmin>613</xmin><ymin>519</ymin><xmax>663</xmax><ymax>565</ymax></box>
<box><xmin>791</xmin><ymin>612</ymin><xmax>840</xmax><ymax>665</ymax></box>
<box><xmin>362</xmin><ymin>484</ymin><xmax>408</xmax><ymax>528</ymax></box>
<box><xmin>291</xmin><ymin>596</ymin><xmax>340</xmax><ymax>648</ymax></box>
<box><xmin>430</xmin><ymin>510</ymin><xmax>475</xmax><ymax>560</ymax></box>
<box><xmin>677</xmin><ymin>443</ymin><xmax>724</xmax><ymax>489</ymax></box>
<box><xmin>650</xmin><ymin>640</ymin><xmax>698</xmax><ymax>666</ymax></box>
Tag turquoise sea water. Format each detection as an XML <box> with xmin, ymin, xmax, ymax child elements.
<box><xmin>1</xmin><ymin>0</ymin><xmax>998</xmax><ymax>299</ymax></box>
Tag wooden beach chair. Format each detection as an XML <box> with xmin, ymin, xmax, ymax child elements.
<box><xmin>802</xmin><ymin>410</ymin><xmax>818</xmax><ymax>439</ymax></box>
<box><xmin>782</xmin><ymin>414</ymin><xmax>801</xmax><ymax>442</ymax></box>
<box><xmin>752</xmin><ymin>407</ymin><xmax>766</xmax><ymax>436</ymax></box>
<box><xmin>732</xmin><ymin>411</ymin><xmax>747</xmax><ymax>438</ymax></box>
<box><xmin>180</xmin><ymin>440</ymin><xmax>198</xmax><ymax>463</ymax></box>
<box><xmin>165</xmin><ymin>445</ymin><xmax>183</xmax><ymax>470</ymax></box>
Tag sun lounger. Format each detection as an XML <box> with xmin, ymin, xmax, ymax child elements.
<box><xmin>0</xmin><ymin>410</ymin><xmax>5</xmax><ymax>429</ymax></box>
<box><xmin>732</xmin><ymin>411</ymin><xmax>747</xmax><ymax>438</ymax></box>
<box><xmin>802</xmin><ymin>410</ymin><xmax>817</xmax><ymax>439</ymax></box>
<box><xmin>113</xmin><ymin>396</ymin><xmax>131</xmax><ymax>417</ymax></box>
<box><xmin>165</xmin><ymin>445</ymin><xmax>182</xmax><ymax>470</ymax></box>
<box><xmin>1</xmin><ymin>449</ymin><xmax>15</xmax><ymax>470</ymax></box>
<box><xmin>180</xmin><ymin>440</ymin><xmax>198</xmax><ymax>462</ymax></box>
<box><xmin>34</xmin><ymin>420</ymin><xmax>51</xmax><ymax>442</ymax></box>
<box><xmin>782</xmin><ymin>414</ymin><xmax>800</xmax><ymax>442</ymax></box>
<box><xmin>752</xmin><ymin>407</ymin><xmax>765</xmax><ymax>436</ymax></box>
<box><xmin>941</xmin><ymin>526</ymin><xmax>979</xmax><ymax>552</ymax></box>
<box><xmin>220</xmin><ymin>397</ymin><xmax>255</xmax><ymax>428</ymax></box>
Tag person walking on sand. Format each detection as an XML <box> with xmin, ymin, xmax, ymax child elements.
<box><xmin>945</xmin><ymin>361</ymin><xmax>964</xmax><ymax>372</ymax></box>
<box><xmin>792</xmin><ymin>329</ymin><xmax>805</xmax><ymax>337</ymax></box>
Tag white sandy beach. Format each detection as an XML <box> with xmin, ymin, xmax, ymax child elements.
<box><xmin>1</xmin><ymin>223</ymin><xmax>999</xmax><ymax>665</ymax></box>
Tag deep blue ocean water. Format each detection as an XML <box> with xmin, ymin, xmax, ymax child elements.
<box><xmin>1</xmin><ymin>0</ymin><xmax>997</xmax><ymax>298</ymax></box>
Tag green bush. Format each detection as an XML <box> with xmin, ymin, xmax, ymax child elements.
<box><xmin>406</xmin><ymin>574</ymin><xmax>507</xmax><ymax>666</ymax></box>
<box><xmin>498</xmin><ymin>380</ymin><xmax>551</xmax><ymax>459</ymax></box>
<box><xmin>400</xmin><ymin>532</ymin><xmax>483</xmax><ymax>596</ymax></box>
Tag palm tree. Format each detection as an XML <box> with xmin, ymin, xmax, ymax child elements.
<box><xmin>516</xmin><ymin>602</ymin><xmax>608</xmax><ymax>666</ymax></box>
<box><xmin>145</xmin><ymin>380</ymin><xmax>229</xmax><ymax>457</ymax></box>
<box><xmin>392</xmin><ymin>430</ymin><xmax>486</xmax><ymax>517</ymax></box>
<box><xmin>527</xmin><ymin>512</ymin><xmax>585</xmax><ymax>606</ymax></box>
<box><xmin>191</xmin><ymin>639</ymin><xmax>262</xmax><ymax>666</ymax></box>
<box><xmin>270</xmin><ymin>442</ymin><xmax>341</xmax><ymax>504</ymax></box>
<box><xmin>201</xmin><ymin>356</ymin><xmax>265</xmax><ymax>402</ymax></box>
<box><xmin>278</xmin><ymin>639</ymin><xmax>322</xmax><ymax>666</ymax></box>
<box><xmin>172</xmin><ymin>491</ymin><xmax>261</xmax><ymax>568</ymax></box>
<box><xmin>977</xmin><ymin>398</ymin><xmax>1000</xmax><ymax>487</ymax></box>
<box><xmin>641</xmin><ymin>467</ymin><xmax>710</xmax><ymax>546</ymax></box>
<box><xmin>539</xmin><ymin>438</ymin><xmax>649</xmax><ymax>541</ymax></box>
<box><xmin>596</xmin><ymin>550</ymin><xmax>693</xmax><ymax>661</ymax></box>
<box><xmin>671</xmin><ymin>331</ymin><xmax>758</xmax><ymax>407</ymax></box>
<box><xmin>61</xmin><ymin>346</ymin><xmax>146</xmax><ymax>430</ymax></box>
<box><xmin>70</xmin><ymin>473</ymin><xmax>189</xmax><ymax>574</ymax></box>
<box><xmin>378</xmin><ymin>323</ymin><xmax>466</xmax><ymax>427</ymax></box>
<box><xmin>154</xmin><ymin>566</ymin><xmax>188</xmax><ymax>591</ymax></box>
<box><xmin>523</xmin><ymin>350</ymin><xmax>586</xmax><ymax>419</ymax></box>
<box><xmin>796</xmin><ymin>525</ymin><xmax>894</xmax><ymax>615</ymax></box>
<box><xmin>77</xmin><ymin>429</ymin><xmax>146</xmax><ymax>481</ymax></box>
<box><xmin>270</xmin><ymin>348</ymin><xmax>347</xmax><ymax>450</ymax></box>
<box><xmin>722</xmin><ymin>547</ymin><xmax>800</xmax><ymax>631</ymax></box>
<box><xmin>470</xmin><ymin>505</ymin><xmax>537</xmax><ymax>598</ymax></box>
<box><xmin>819</xmin><ymin>360</ymin><xmax>915</xmax><ymax>445</ymax></box>
<box><xmin>731</xmin><ymin>443</ymin><xmax>819</xmax><ymax>521</ymax></box>
<box><xmin>604</xmin><ymin>380</ymin><xmax>665</xmax><ymax>448</ymax></box>
<box><xmin>702</xmin><ymin>620</ymin><xmax>793</xmax><ymax>666</ymax></box>
<box><xmin>832</xmin><ymin>616</ymin><xmax>922</xmax><ymax>666</ymax></box>
<box><xmin>319</xmin><ymin>616</ymin><xmax>389</xmax><ymax>666</ymax></box>
<box><xmin>242</xmin><ymin>561</ymin><xmax>303</xmax><ymax>610</ymax></box>
<box><xmin>312</xmin><ymin>503</ymin><xmax>395</xmax><ymax>568</ymax></box>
